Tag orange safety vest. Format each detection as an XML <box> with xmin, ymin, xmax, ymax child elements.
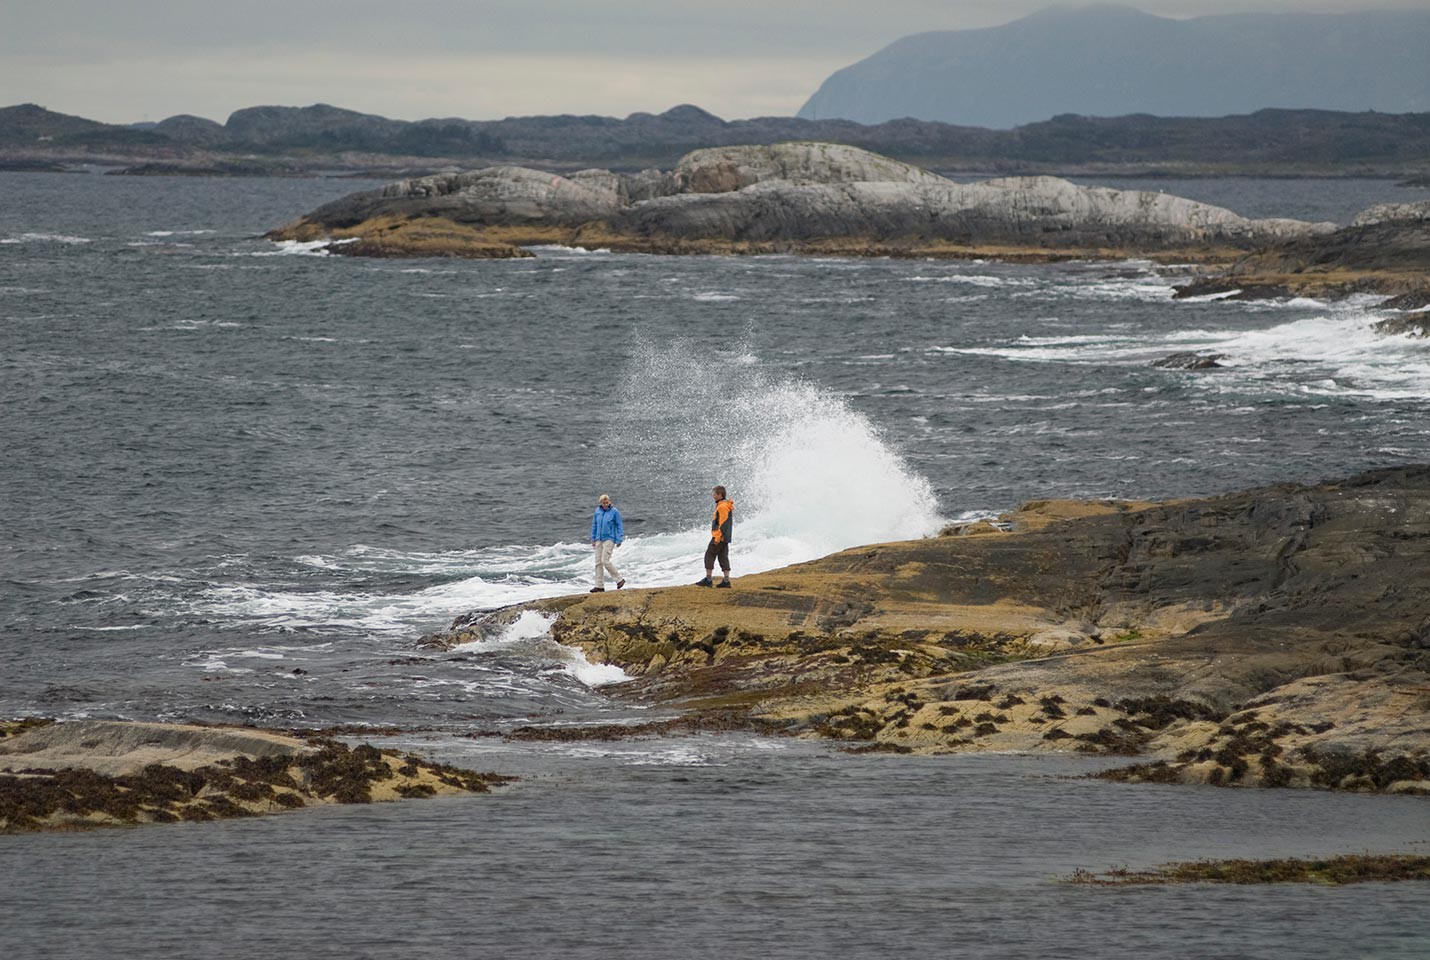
<box><xmin>710</xmin><ymin>499</ymin><xmax>734</xmax><ymax>545</ymax></box>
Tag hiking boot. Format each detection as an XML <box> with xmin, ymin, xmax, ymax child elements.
<box><xmin>716</xmin><ymin>579</ymin><xmax>732</xmax><ymax>588</ymax></box>
<box><xmin>616</xmin><ymin>579</ymin><xmax>626</xmax><ymax>589</ymax></box>
<box><xmin>589</xmin><ymin>587</ymin><xmax>605</xmax><ymax>593</ymax></box>
<box><xmin>694</xmin><ymin>577</ymin><xmax>713</xmax><ymax>587</ymax></box>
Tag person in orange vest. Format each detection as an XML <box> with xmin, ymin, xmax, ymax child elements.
<box><xmin>696</xmin><ymin>485</ymin><xmax>734</xmax><ymax>588</ymax></box>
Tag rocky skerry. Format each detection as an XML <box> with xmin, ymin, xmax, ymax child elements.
<box><xmin>267</xmin><ymin>142</ymin><xmax>1331</xmax><ymax>260</ymax></box>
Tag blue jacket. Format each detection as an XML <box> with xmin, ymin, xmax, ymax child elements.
<box><xmin>591</xmin><ymin>505</ymin><xmax>624</xmax><ymax>544</ymax></box>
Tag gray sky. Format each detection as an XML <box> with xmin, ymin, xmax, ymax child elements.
<box><xmin>4</xmin><ymin>2</ymin><xmax>1424</xmax><ymax>123</ymax></box>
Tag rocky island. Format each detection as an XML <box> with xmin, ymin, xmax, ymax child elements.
<box><xmin>266</xmin><ymin>142</ymin><xmax>1331</xmax><ymax>261</ymax></box>
<box><xmin>431</xmin><ymin>466</ymin><xmax>1430</xmax><ymax>795</ymax></box>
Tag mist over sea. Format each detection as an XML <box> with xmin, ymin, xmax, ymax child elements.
<box><xmin>4</xmin><ymin>171</ymin><xmax>1430</xmax><ymax>958</ymax></box>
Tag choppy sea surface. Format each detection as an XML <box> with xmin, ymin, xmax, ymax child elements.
<box><xmin>3</xmin><ymin>171</ymin><xmax>1430</xmax><ymax>958</ymax></box>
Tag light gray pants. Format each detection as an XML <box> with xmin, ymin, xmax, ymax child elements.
<box><xmin>593</xmin><ymin>540</ymin><xmax>621</xmax><ymax>587</ymax></box>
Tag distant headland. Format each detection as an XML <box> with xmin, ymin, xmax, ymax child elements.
<box><xmin>799</xmin><ymin>6</ymin><xmax>1430</xmax><ymax>127</ymax></box>
<box><xmin>3</xmin><ymin>101</ymin><xmax>1430</xmax><ymax>180</ymax></box>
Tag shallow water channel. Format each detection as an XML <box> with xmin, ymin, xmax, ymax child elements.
<box><xmin>4</xmin><ymin>735</ymin><xmax>1428</xmax><ymax>959</ymax></box>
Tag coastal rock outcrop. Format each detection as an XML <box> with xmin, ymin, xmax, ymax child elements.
<box><xmin>671</xmin><ymin>142</ymin><xmax>946</xmax><ymax>193</ymax></box>
<box><xmin>268</xmin><ymin>142</ymin><xmax>1333</xmax><ymax>259</ymax></box>
<box><xmin>435</xmin><ymin>467</ymin><xmax>1430</xmax><ymax>794</ymax></box>
<box><xmin>289</xmin><ymin>165</ymin><xmax>631</xmax><ymax>232</ymax></box>
<box><xmin>1177</xmin><ymin>199</ymin><xmax>1430</xmax><ymax>301</ymax></box>
<box><xmin>0</xmin><ymin>720</ymin><xmax>512</xmax><ymax>832</ymax></box>
<box><xmin>1372</xmin><ymin>311</ymin><xmax>1430</xmax><ymax>339</ymax></box>
<box><xmin>1151</xmin><ymin>351</ymin><xmax>1227</xmax><ymax>369</ymax></box>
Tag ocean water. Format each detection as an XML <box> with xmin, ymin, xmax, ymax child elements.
<box><xmin>3</xmin><ymin>171</ymin><xmax>1430</xmax><ymax>958</ymax></box>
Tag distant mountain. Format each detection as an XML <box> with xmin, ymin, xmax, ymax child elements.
<box><xmin>798</xmin><ymin>5</ymin><xmax>1430</xmax><ymax>127</ymax></box>
<box><xmin>4</xmin><ymin>101</ymin><xmax>1430</xmax><ymax>178</ymax></box>
<box><xmin>0</xmin><ymin>103</ymin><xmax>109</xmax><ymax>145</ymax></box>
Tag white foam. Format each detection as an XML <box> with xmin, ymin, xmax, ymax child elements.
<box><xmin>692</xmin><ymin>291</ymin><xmax>741</xmax><ymax>302</ymax></box>
<box><xmin>1035</xmin><ymin>278</ymin><xmax>1175</xmax><ymax>302</ymax></box>
<box><xmin>1</xmin><ymin>233</ymin><xmax>92</xmax><ymax>245</ymax></box>
<box><xmin>456</xmin><ymin>611</ymin><xmax>630</xmax><ymax>687</ymax></box>
<box><xmin>934</xmin><ymin>303</ymin><xmax>1430</xmax><ymax>399</ymax></box>
<box><xmin>904</xmin><ymin>274</ymin><xmax>1035</xmax><ymax>288</ymax></box>
<box><xmin>616</xmin><ymin>340</ymin><xmax>943</xmax><ymax>564</ymax></box>
<box><xmin>524</xmin><ymin>244</ymin><xmax>611</xmax><ymax>255</ymax></box>
<box><xmin>185</xmin><ymin>655</ymin><xmax>253</xmax><ymax>674</ymax></box>
<box><xmin>1203</xmin><ymin>312</ymin><xmax>1430</xmax><ymax>399</ymax></box>
<box><xmin>253</xmin><ymin>238</ymin><xmax>357</xmax><ymax>257</ymax></box>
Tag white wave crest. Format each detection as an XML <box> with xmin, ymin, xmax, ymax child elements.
<box><xmin>930</xmin><ymin>304</ymin><xmax>1430</xmax><ymax>399</ymax></box>
<box><xmin>253</xmin><ymin>238</ymin><xmax>358</xmax><ymax>257</ymax></box>
<box><xmin>904</xmin><ymin>274</ymin><xmax>1035</xmax><ymax>288</ymax></box>
<box><xmin>1</xmin><ymin>233</ymin><xmax>92</xmax><ymax>245</ymax></box>
<box><xmin>456</xmin><ymin>611</ymin><xmax>629</xmax><ymax>687</ymax></box>
<box><xmin>524</xmin><ymin>244</ymin><xmax>612</xmax><ymax>255</ymax></box>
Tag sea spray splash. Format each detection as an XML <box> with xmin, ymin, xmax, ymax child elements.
<box><xmin>607</xmin><ymin>338</ymin><xmax>942</xmax><ymax>561</ymax></box>
<box><xmin>187</xmin><ymin>340</ymin><xmax>943</xmax><ymax>637</ymax></box>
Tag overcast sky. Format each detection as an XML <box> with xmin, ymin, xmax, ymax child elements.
<box><xmin>4</xmin><ymin>2</ymin><xmax>1423</xmax><ymax>123</ymax></box>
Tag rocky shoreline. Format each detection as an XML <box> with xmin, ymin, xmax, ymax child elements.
<box><xmin>431</xmin><ymin>467</ymin><xmax>1430</xmax><ymax>795</ymax></box>
<box><xmin>8</xmin><ymin>469</ymin><xmax>1427</xmax><ymax>833</ymax></box>
<box><xmin>0</xmin><ymin>719</ymin><xmax>511</xmax><ymax>833</ymax></box>
<box><xmin>1172</xmin><ymin>199</ymin><xmax>1430</xmax><ymax>303</ymax></box>
<box><xmin>1067</xmin><ymin>854</ymin><xmax>1430</xmax><ymax>885</ymax></box>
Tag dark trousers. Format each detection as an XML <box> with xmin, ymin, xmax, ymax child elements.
<box><xmin>703</xmin><ymin>539</ymin><xmax>730</xmax><ymax>573</ymax></box>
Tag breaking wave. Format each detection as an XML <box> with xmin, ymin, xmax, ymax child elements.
<box><xmin>184</xmin><ymin>341</ymin><xmax>943</xmax><ymax>642</ymax></box>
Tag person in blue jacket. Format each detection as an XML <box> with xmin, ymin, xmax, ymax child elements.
<box><xmin>590</xmin><ymin>493</ymin><xmax>625</xmax><ymax>592</ymax></box>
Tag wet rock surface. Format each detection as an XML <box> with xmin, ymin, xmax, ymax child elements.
<box><xmin>1372</xmin><ymin>311</ymin><xmax>1430</xmax><ymax>340</ymax></box>
<box><xmin>1151</xmin><ymin>351</ymin><xmax>1227</xmax><ymax>369</ymax></box>
<box><xmin>0</xmin><ymin>720</ymin><xmax>512</xmax><ymax>832</ymax></box>
<box><xmin>438</xmin><ymin>467</ymin><xmax>1430</xmax><ymax>793</ymax></box>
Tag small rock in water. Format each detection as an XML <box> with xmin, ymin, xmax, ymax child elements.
<box><xmin>1152</xmin><ymin>351</ymin><xmax>1227</xmax><ymax>370</ymax></box>
<box><xmin>1371</xmin><ymin>311</ymin><xmax>1430</xmax><ymax>339</ymax></box>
